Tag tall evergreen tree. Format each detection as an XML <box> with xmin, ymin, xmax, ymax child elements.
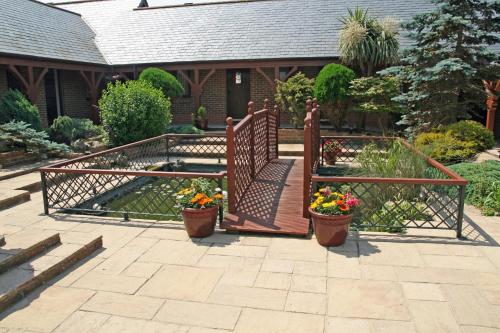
<box><xmin>381</xmin><ymin>0</ymin><xmax>500</xmax><ymax>136</ymax></box>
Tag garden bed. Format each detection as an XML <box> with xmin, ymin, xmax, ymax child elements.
<box><xmin>305</xmin><ymin>136</ymin><xmax>468</xmax><ymax>237</ymax></box>
<box><xmin>39</xmin><ymin>133</ymin><xmax>227</xmax><ymax>222</ymax></box>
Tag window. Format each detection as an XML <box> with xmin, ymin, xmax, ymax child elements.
<box><xmin>279</xmin><ymin>67</ymin><xmax>293</xmax><ymax>81</ymax></box>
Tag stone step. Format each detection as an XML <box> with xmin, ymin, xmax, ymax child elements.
<box><xmin>0</xmin><ymin>234</ymin><xmax>61</xmax><ymax>274</ymax></box>
<box><xmin>0</xmin><ymin>173</ymin><xmax>42</xmax><ymax>193</ymax></box>
<box><xmin>0</xmin><ymin>189</ymin><xmax>31</xmax><ymax>211</ymax></box>
<box><xmin>0</xmin><ymin>236</ymin><xmax>102</xmax><ymax>313</ymax></box>
<box><xmin>0</xmin><ymin>158</ymin><xmax>65</xmax><ymax>182</ymax></box>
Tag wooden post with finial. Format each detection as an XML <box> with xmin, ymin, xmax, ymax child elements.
<box><xmin>248</xmin><ymin>101</ymin><xmax>256</xmax><ymax>178</ymax></box>
<box><xmin>274</xmin><ymin>104</ymin><xmax>279</xmax><ymax>158</ymax></box>
<box><xmin>264</xmin><ymin>99</ymin><xmax>270</xmax><ymax>162</ymax></box>
<box><xmin>226</xmin><ymin>117</ymin><xmax>236</xmax><ymax>213</ymax></box>
<box><xmin>303</xmin><ymin>98</ymin><xmax>313</xmax><ymax>218</ymax></box>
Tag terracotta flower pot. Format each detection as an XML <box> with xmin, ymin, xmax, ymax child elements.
<box><xmin>181</xmin><ymin>205</ymin><xmax>219</xmax><ymax>238</ymax></box>
<box><xmin>309</xmin><ymin>207</ymin><xmax>353</xmax><ymax>246</ymax></box>
<box><xmin>323</xmin><ymin>150</ymin><xmax>340</xmax><ymax>165</ymax></box>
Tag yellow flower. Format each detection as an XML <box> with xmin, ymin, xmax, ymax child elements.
<box><xmin>316</xmin><ymin>197</ymin><xmax>324</xmax><ymax>203</ymax></box>
<box><xmin>313</xmin><ymin>192</ymin><xmax>321</xmax><ymax>197</ymax></box>
<box><xmin>311</xmin><ymin>202</ymin><xmax>318</xmax><ymax>209</ymax></box>
<box><xmin>322</xmin><ymin>202</ymin><xmax>335</xmax><ymax>208</ymax></box>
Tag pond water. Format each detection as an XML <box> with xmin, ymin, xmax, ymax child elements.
<box><xmin>72</xmin><ymin>161</ymin><xmax>226</xmax><ymax>221</ymax></box>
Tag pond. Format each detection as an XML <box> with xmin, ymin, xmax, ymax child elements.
<box><xmin>68</xmin><ymin>161</ymin><xmax>226</xmax><ymax>221</ymax></box>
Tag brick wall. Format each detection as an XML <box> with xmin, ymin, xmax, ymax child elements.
<box><xmin>60</xmin><ymin>70</ymin><xmax>91</xmax><ymax>119</ymax></box>
<box><xmin>250</xmin><ymin>68</ymin><xmax>275</xmax><ymax>111</ymax></box>
<box><xmin>200</xmin><ymin>69</ymin><xmax>226</xmax><ymax>124</ymax></box>
<box><xmin>170</xmin><ymin>69</ymin><xmax>226</xmax><ymax>125</ymax></box>
<box><xmin>35</xmin><ymin>80</ymin><xmax>48</xmax><ymax>127</ymax></box>
<box><xmin>171</xmin><ymin>97</ymin><xmax>195</xmax><ymax>123</ymax></box>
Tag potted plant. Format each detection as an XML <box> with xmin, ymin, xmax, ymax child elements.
<box><xmin>322</xmin><ymin>139</ymin><xmax>342</xmax><ymax>165</ymax></box>
<box><xmin>309</xmin><ymin>186</ymin><xmax>359</xmax><ymax>246</ymax></box>
<box><xmin>175</xmin><ymin>178</ymin><xmax>224</xmax><ymax>238</ymax></box>
<box><xmin>193</xmin><ymin>106</ymin><xmax>208</xmax><ymax>130</ymax></box>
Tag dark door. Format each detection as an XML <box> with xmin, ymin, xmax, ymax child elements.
<box><xmin>227</xmin><ymin>69</ymin><xmax>250</xmax><ymax>119</ymax></box>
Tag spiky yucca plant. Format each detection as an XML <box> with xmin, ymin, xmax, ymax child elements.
<box><xmin>339</xmin><ymin>8</ymin><xmax>400</xmax><ymax>76</ymax></box>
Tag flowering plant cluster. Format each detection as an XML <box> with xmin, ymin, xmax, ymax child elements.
<box><xmin>322</xmin><ymin>139</ymin><xmax>342</xmax><ymax>153</ymax></box>
<box><xmin>310</xmin><ymin>186</ymin><xmax>360</xmax><ymax>215</ymax></box>
<box><xmin>175</xmin><ymin>178</ymin><xmax>225</xmax><ymax>209</ymax></box>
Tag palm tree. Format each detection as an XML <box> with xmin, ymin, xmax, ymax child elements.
<box><xmin>339</xmin><ymin>8</ymin><xmax>400</xmax><ymax>76</ymax></box>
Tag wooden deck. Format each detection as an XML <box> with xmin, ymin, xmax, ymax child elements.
<box><xmin>222</xmin><ymin>158</ymin><xmax>310</xmax><ymax>236</ymax></box>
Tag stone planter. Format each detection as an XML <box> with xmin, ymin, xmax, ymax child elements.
<box><xmin>309</xmin><ymin>207</ymin><xmax>352</xmax><ymax>246</ymax></box>
<box><xmin>181</xmin><ymin>205</ymin><xmax>218</xmax><ymax>238</ymax></box>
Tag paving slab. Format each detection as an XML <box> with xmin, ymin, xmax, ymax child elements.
<box><xmin>234</xmin><ymin>308</ymin><xmax>324</xmax><ymax>333</ymax></box>
<box><xmin>138</xmin><ymin>265</ymin><xmax>223</xmax><ymax>302</ymax></box>
<box><xmin>155</xmin><ymin>300</ymin><xmax>241</xmax><ymax>330</ymax></box>
<box><xmin>0</xmin><ymin>286</ymin><xmax>94</xmax><ymax>333</ymax></box>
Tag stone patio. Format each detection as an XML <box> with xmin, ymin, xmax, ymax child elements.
<box><xmin>0</xmin><ymin>192</ymin><xmax>499</xmax><ymax>333</ymax></box>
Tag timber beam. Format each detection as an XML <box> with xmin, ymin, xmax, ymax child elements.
<box><xmin>80</xmin><ymin>70</ymin><xmax>105</xmax><ymax>123</ymax></box>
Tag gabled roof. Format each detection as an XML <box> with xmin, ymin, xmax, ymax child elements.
<box><xmin>0</xmin><ymin>0</ymin><xmax>106</xmax><ymax>64</ymax></box>
<box><xmin>56</xmin><ymin>0</ymin><xmax>436</xmax><ymax>66</ymax></box>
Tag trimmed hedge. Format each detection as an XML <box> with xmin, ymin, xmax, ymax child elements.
<box><xmin>99</xmin><ymin>80</ymin><xmax>172</xmax><ymax>146</ymax></box>
<box><xmin>138</xmin><ymin>67</ymin><xmax>184</xmax><ymax>98</ymax></box>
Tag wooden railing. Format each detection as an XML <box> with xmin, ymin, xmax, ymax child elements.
<box><xmin>226</xmin><ymin>99</ymin><xmax>279</xmax><ymax>213</ymax></box>
<box><xmin>302</xmin><ymin>99</ymin><xmax>321</xmax><ymax>218</ymax></box>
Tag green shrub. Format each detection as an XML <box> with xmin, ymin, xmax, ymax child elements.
<box><xmin>0</xmin><ymin>89</ymin><xmax>41</xmax><ymax>130</ymax></box>
<box><xmin>0</xmin><ymin>121</ymin><xmax>70</xmax><ymax>156</ymax></box>
<box><xmin>314</xmin><ymin>64</ymin><xmax>356</xmax><ymax>130</ymax></box>
<box><xmin>414</xmin><ymin>132</ymin><xmax>477</xmax><ymax>164</ymax></box>
<box><xmin>444</xmin><ymin>120</ymin><xmax>495</xmax><ymax>151</ymax></box>
<box><xmin>138</xmin><ymin>67</ymin><xmax>184</xmax><ymax>98</ymax></box>
<box><xmin>275</xmin><ymin>72</ymin><xmax>315</xmax><ymax>128</ymax></box>
<box><xmin>167</xmin><ymin>125</ymin><xmax>204</xmax><ymax>134</ymax></box>
<box><xmin>48</xmin><ymin>116</ymin><xmax>105</xmax><ymax>144</ymax></box>
<box><xmin>449</xmin><ymin>161</ymin><xmax>500</xmax><ymax>216</ymax></box>
<box><xmin>99</xmin><ymin>80</ymin><xmax>172</xmax><ymax>146</ymax></box>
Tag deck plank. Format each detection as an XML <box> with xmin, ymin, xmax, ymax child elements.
<box><xmin>222</xmin><ymin>159</ymin><xmax>310</xmax><ymax>236</ymax></box>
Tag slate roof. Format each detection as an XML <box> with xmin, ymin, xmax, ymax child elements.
<box><xmin>56</xmin><ymin>0</ymin><xmax>437</xmax><ymax>66</ymax></box>
<box><xmin>0</xmin><ymin>0</ymin><xmax>106</xmax><ymax>64</ymax></box>
<box><xmin>5</xmin><ymin>0</ymin><xmax>496</xmax><ymax>67</ymax></box>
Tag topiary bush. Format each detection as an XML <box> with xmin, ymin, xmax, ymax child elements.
<box><xmin>449</xmin><ymin>161</ymin><xmax>500</xmax><ymax>216</ymax></box>
<box><xmin>0</xmin><ymin>89</ymin><xmax>41</xmax><ymax>130</ymax></box>
<box><xmin>444</xmin><ymin>120</ymin><xmax>495</xmax><ymax>151</ymax></box>
<box><xmin>138</xmin><ymin>67</ymin><xmax>184</xmax><ymax>98</ymax></box>
<box><xmin>414</xmin><ymin>132</ymin><xmax>477</xmax><ymax>164</ymax></box>
<box><xmin>99</xmin><ymin>80</ymin><xmax>172</xmax><ymax>146</ymax></box>
<box><xmin>314</xmin><ymin>64</ymin><xmax>356</xmax><ymax>130</ymax></box>
<box><xmin>48</xmin><ymin>116</ymin><xmax>105</xmax><ymax>144</ymax></box>
<box><xmin>275</xmin><ymin>72</ymin><xmax>315</xmax><ymax>128</ymax></box>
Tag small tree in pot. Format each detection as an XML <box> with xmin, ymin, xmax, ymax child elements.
<box><xmin>175</xmin><ymin>178</ymin><xmax>225</xmax><ymax>238</ymax></box>
<box><xmin>309</xmin><ymin>186</ymin><xmax>360</xmax><ymax>246</ymax></box>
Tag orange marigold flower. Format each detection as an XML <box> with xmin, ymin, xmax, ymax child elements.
<box><xmin>339</xmin><ymin>204</ymin><xmax>349</xmax><ymax>212</ymax></box>
<box><xmin>213</xmin><ymin>193</ymin><xmax>224</xmax><ymax>200</ymax></box>
<box><xmin>199</xmin><ymin>197</ymin><xmax>213</xmax><ymax>206</ymax></box>
<box><xmin>336</xmin><ymin>200</ymin><xmax>344</xmax><ymax>205</ymax></box>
